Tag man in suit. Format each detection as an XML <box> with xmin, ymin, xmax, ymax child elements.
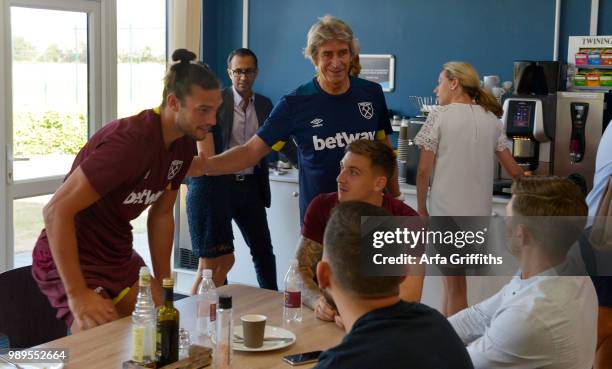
<box><xmin>187</xmin><ymin>48</ymin><xmax>277</xmax><ymax>291</ymax></box>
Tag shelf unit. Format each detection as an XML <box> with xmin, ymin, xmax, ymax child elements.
<box><xmin>572</xmin><ymin>64</ymin><xmax>612</xmax><ymax>90</ymax></box>
<box><xmin>575</xmin><ymin>64</ymin><xmax>612</xmax><ymax>70</ymax></box>
<box><xmin>570</xmin><ymin>86</ymin><xmax>611</xmax><ymax>92</ymax></box>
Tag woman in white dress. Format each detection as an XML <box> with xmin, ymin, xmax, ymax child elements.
<box><xmin>414</xmin><ymin>62</ymin><xmax>523</xmax><ymax>316</ymax></box>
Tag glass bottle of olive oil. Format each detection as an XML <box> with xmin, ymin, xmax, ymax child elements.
<box><xmin>156</xmin><ymin>277</ymin><xmax>179</xmax><ymax>366</ymax></box>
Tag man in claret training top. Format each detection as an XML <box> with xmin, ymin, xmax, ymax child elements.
<box><xmin>32</xmin><ymin>49</ymin><xmax>222</xmax><ymax>333</ymax></box>
<box><xmin>295</xmin><ymin>139</ymin><xmax>424</xmax><ymax>327</ymax></box>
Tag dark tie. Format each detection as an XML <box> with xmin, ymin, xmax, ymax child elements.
<box><xmin>240</xmin><ymin>98</ymin><xmax>249</xmax><ymax>113</ymax></box>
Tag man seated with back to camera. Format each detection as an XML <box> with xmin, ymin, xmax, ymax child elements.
<box><xmin>296</xmin><ymin>139</ymin><xmax>424</xmax><ymax>326</ymax></box>
<box><xmin>449</xmin><ymin>176</ymin><xmax>598</xmax><ymax>369</ymax></box>
<box><xmin>312</xmin><ymin>201</ymin><xmax>474</xmax><ymax>369</ymax></box>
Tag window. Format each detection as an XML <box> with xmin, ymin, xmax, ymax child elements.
<box><xmin>11</xmin><ymin>7</ymin><xmax>89</xmax><ymax>181</ymax></box>
<box><xmin>116</xmin><ymin>0</ymin><xmax>167</xmax><ymax>261</ymax></box>
<box><xmin>2</xmin><ymin>0</ymin><xmax>101</xmax><ymax>272</ymax></box>
<box><xmin>117</xmin><ymin>0</ymin><xmax>167</xmax><ymax>117</ymax></box>
<box><xmin>13</xmin><ymin>195</ymin><xmax>52</xmax><ymax>268</ymax></box>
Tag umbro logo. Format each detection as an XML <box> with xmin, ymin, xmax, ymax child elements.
<box><xmin>310</xmin><ymin>118</ymin><xmax>324</xmax><ymax>128</ymax></box>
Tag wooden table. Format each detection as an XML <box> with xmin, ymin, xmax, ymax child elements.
<box><xmin>37</xmin><ymin>284</ymin><xmax>344</xmax><ymax>368</ymax></box>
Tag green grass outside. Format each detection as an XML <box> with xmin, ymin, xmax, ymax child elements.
<box><xmin>14</xmin><ymin>197</ymin><xmax>148</xmax><ymax>255</ymax></box>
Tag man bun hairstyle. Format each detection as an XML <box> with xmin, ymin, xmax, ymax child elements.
<box><xmin>161</xmin><ymin>48</ymin><xmax>220</xmax><ymax>107</ymax></box>
<box><xmin>173</xmin><ymin>48</ymin><xmax>196</xmax><ymax>63</ymax></box>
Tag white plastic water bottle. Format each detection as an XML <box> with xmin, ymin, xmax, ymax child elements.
<box><xmin>283</xmin><ymin>259</ymin><xmax>303</xmax><ymax>323</ymax></box>
<box><xmin>196</xmin><ymin>269</ymin><xmax>218</xmax><ymax>337</ymax></box>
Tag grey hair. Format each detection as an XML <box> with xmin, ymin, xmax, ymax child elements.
<box><xmin>304</xmin><ymin>15</ymin><xmax>359</xmax><ymax>62</ymax></box>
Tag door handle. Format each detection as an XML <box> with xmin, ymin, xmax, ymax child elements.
<box><xmin>292</xmin><ymin>191</ymin><xmax>299</xmax><ymax>198</ymax></box>
<box><xmin>6</xmin><ymin>144</ymin><xmax>13</xmax><ymax>184</ymax></box>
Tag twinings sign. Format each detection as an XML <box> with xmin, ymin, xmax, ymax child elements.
<box><xmin>578</xmin><ymin>36</ymin><xmax>612</xmax><ymax>46</ymax></box>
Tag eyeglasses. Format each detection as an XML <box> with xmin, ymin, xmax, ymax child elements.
<box><xmin>229</xmin><ymin>68</ymin><xmax>257</xmax><ymax>77</ymax></box>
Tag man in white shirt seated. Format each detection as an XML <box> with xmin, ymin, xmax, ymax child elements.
<box><xmin>449</xmin><ymin>176</ymin><xmax>598</xmax><ymax>369</ymax></box>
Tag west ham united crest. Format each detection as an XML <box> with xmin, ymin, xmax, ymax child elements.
<box><xmin>167</xmin><ymin>160</ymin><xmax>183</xmax><ymax>180</ymax></box>
<box><xmin>358</xmin><ymin>102</ymin><xmax>374</xmax><ymax>119</ymax></box>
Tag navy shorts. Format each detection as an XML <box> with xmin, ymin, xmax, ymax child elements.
<box><xmin>186</xmin><ymin>175</ymin><xmax>234</xmax><ymax>258</ymax></box>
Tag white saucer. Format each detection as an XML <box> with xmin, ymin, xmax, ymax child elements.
<box><xmin>233</xmin><ymin>325</ymin><xmax>296</xmax><ymax>352</ymax></box>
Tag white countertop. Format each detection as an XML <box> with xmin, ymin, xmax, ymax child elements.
<box><xmin>268</xmin><ymin>167</ymin><xmax>299</xmax><ymax>183</ymax></box>
<box><xmin>268</xmin><ymin>168</ymin><xmax>510</xmax><ymax>204</ymax></box>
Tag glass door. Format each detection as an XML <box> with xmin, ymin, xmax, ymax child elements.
<box><xmin>1</xmin><ymin>0</ymin><xmax>103</xmax><ymax>271</ymax></box>
<box><xmin>116</xmin><ymin>0</ymin><xmax>167</xmax><ymax>266</ymax></box>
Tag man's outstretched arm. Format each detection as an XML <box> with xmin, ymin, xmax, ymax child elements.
<box><xmin>188</xmin><ymin>135</ymin><xmax>272</xmax><ymax>177</ymax></box>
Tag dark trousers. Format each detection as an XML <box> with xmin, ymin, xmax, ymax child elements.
<box><xmin>229</xmin><ymin>176</ymin><xmax>278</xmax><ymax>290</ymax></box>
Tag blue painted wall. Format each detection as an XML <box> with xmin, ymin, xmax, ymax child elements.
<box><xmin>600</xmin><ymin>0</ymin><xmax>612</xmax><ymax>35</ymax></box>
<box><xmin>202</xmin><ymin>0</ymin><xmax>611</xmax><ymax>117</ymax></box>
<box><xmin>559</xmin><ymin>0</ymin><xmax>591</xmax><ymax>64</ymax></box>
<box><xmin>202</xmin><ymin>0</ymin><xmax>242</xmax><ymax>87</ymax></box>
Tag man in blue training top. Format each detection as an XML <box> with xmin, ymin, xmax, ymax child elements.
<box><xmin>197</xmin><ymin>15</ymin><xmax>400</xmax><ymax>223</ymax></box>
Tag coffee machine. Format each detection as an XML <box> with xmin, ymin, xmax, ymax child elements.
<box><xmin>502</xmin><ymin>98</ymin><xmax>550</xmax><ymax>172</ymax></box>
<box><xmin>554</xmin><ymin>91</ymin><xmax>607</xmax><ymax>191</ymax></box>
<box><xmin>496</xmin><ymin>60</ymin><xmax>609</xmax><ymax>194</ymax></box>
<box><xmin>496</xmin><ymin>61</ymin><xmax>559</xmax><ymax>194</ymax></box>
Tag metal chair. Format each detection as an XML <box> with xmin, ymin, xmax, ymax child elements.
<box><xmin>0</xmin><ymin>265</ymin><xmax>66</xmax><ymax>348</ymax></box>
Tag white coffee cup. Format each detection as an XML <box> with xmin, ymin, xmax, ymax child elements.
<box><xmin>492</xmin><ymin>87</ymin><xmax>505</xmax><ymax>98</ymax></box>
<box><xmin>483</xmin><ymin>75</ymin><xmax>500</xmax><ymax>90</ymax></box>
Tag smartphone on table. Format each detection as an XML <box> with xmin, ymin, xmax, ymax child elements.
<box><xmin>282</xmin><ymin>351</ymin><xmax>323</xmax><ymax>366</ymax></box>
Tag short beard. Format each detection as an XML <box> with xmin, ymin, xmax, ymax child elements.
<box><xmin>187</xmin><ymin>128</ymin><xmax>209</xmax><ymax>141</ymax></box>
<box><xmin>196</xmin><ymin>126</ymin><xmax>212</xmax><ymax>141</ymax></box>
<box><xmin>177</xmin><ymin>112</ymin><xmax>209</xmax><ymax>141</ymax></box>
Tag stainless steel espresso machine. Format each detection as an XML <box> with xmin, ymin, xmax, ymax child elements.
<box><xmin>496</xmin><ymin>61</ymin><xmax>559</xmax><ymax>194</ymax></box>
<box><xmin>496</xmin><ymin>60</ymin><xmax>609</xmax><ymax>194</ymax></box>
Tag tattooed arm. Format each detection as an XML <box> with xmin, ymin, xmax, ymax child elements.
<box><xmin>295</xmin><ymin>236</ymin><xmax>324</xmax><ymax>309</ymax></box>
